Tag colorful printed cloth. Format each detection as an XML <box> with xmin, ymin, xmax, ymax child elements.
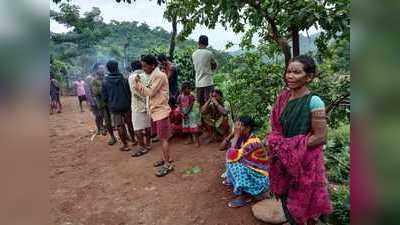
<box><xmin>177</xmin><ymin>94</ymin><xmax>201</xmax><ymax>133</ymax></box>
<box><xmin>226</xmin><ymin>163</ymin><xmax>269</xmax><ymax>196</ymax></box>
<box><xmin>225</xmin><ymin>135</ymin><xmax>269</xmax><ymax>196</ymax></box>
<box><xmin>267</xmin><ymin>89</ymin><xmax>332</xmax><ymax>225</ymax></box>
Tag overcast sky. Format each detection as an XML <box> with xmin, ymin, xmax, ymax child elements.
<box><xmin>50</xmin><ymin>0</ymin><xmax>318</xmax><ymax>51</ymax></box>
<box><xmin>50</xmin><ymin>0</ymin><xmax>247</xmax><ymax>51</ymax></box>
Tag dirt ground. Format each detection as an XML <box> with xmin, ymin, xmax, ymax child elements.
<box><xmin>50</xmin><ymin>97</ymin><xmax>267</xmax><ymax>225</ymax></box>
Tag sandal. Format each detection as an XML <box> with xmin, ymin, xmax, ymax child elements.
<box><xmin>119</xmin><ymin>146</ymin><xmax>131</xmax><ymax>151</ymax></box>
<box><xmin>153</xmin><ymin>159</ymin><xmax>174</xmax><ymax>167</ymax></box>
<box><xmin>227</xmin><ymin>197</ymin><xmax>253</xmax><ymax>208</ymax></box>
<box><xmin>155</xmin><ymin>164</ymin><xmax>174</xmax><ymax>177</ymax></box>
<box><xmin>108</xmin><ymin>137</ymin><xmax>117</xmax><ymax>146</ymax></box>
<box><xmin>131</xmin><ymin>146</ymin><xmax>149</xmax><ymax>157</ymax></box>
<box><xmin>101</xmin><ymin>128</ymin><xmax>107</xmax><ymax>136</ymax></box>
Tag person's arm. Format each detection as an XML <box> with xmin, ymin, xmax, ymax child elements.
<box><xmin>135</xmin><ymin>73</ymin><xmax>164</xmax><ymax>97</ymax></box>
<box><xmin>128</xmin><ymin>75</ymin><xmax>135</xmax><ymax>92</ymax></box>
<box><xmin>210</xmin><ymin>56</ymin><xmax>218</xmax><ymax>71</ymax></box>
<box><xmin>308</xmin><ymin>109</ymin><xmax>327</xmax><ymax>148</ymax></box>
<box><xmin>201</xmin><ymin>98</ymin><xmax>212</xmax><ymax>113</ymax></box>
<box><xmin>186</xmin><ymin>96</ymin><xmax>195</xmax><ymax>114</ymax></box>
<box><xmin>212</xmin><ymin>98</ymin><xmax>227</xmax><ymax>115</ymax></box>
<box><xmin>101</xmin><ymin>82</ymin><xmax>108</xmax><ymax>104</ymax></box>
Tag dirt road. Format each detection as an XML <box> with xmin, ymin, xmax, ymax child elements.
<box><xmin>50</xmin><ymin>97</ymin><xmax>266</xmax><ymax>225</ymax></box>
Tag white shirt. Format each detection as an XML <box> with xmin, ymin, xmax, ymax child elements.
<box><xmin>192</xmin><ymin>48</ymin><xmax>215</xmax><ymax>88</ymax></box>
<box><xmin>128</xmin><ymin>70</ymin><xmax>150</xmax><ymax>113</ymax></box>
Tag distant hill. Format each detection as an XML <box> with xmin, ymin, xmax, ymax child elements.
<box><xmin>300</xmin><ymin>33</ymin><xmax>319</xmax><ymax>54</ymax></box>
<box><xmin>50</xmin><ymin>20</ymin><xmax>198</xmax><ymax>79</ymax></box>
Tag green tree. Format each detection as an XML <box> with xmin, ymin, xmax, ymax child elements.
<box><xmin>164</xmin><ymin>0</ymin><xmax>350</xmax><ymax>65</ymax></box>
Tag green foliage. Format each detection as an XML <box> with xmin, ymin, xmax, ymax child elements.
<box><xmin>329</xmin><ymin>184</ymin><xmax>350</xmax><ymax>225</ymax></box>
<box><xmin>310</xmin><ymin>61</ymin><xmax>350</xmax><ymax>128</ymax></box>
<box><xmin>325</xmin><ymin>123</ymin><xmax>350</xmax><ymax>184</ymax></box>
<box><xmin>165</xmin><ymin>0</ymin><xmax>350</xmax><ymax>61</ymax></box>
<box><xmin>50</xmin><ymin>5</ymin><xmax>197</xmax><ymax>82</ymax></box>
<box><xmin>50</xmin><ymin>58</ymin><xmax>68</xmax><ymax>87</ymax></box>
<box><xmin>214</xmin><ymin>47</ymin><xmax>286</xmax><ymax>128</ymax></box>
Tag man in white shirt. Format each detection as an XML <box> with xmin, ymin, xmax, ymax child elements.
<box><xmin>192</xmin><ymin>35</ymin><xmax>218</xmax><ymax>107</ymax></box>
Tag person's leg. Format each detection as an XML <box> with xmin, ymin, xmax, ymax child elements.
<box><xmin>193</xmin><ymin>133</ymin><xmax>200</xmax><ymax>147</ymax></box>
<box><xmin>135</xmin><ymin>130</ymin><xmax>145</xmax><ymax>147</ymax></box>
<box><xmin>93</xmin><ymin>108</ymin><xmax>103</xmax><ymax>134</ymax></box>
<box><xmin>116</xmin><ymin>121</ymin><xmax>129</xmax><ymax>150</ymax></box>
<box><xmin>145</xmin><ymin>127</ymin><xmax>151</xmax><ymax>149</ymax></box>
<box><xmin>281</xmin><ymin>195</ymin><xmax>298</xmax><ymax>225</ymax></box>
<box><xmin>78</xmin><ymin>96</ymin><xmax>84</xmax><ymax>112</ymax></box>
<box><xmin>123</xmin><ymin>111</ymin><xmax>136</xmax><ymax>144</ymax></box>
<box><xmin>112</xmin><ymin>113</ymin><xmax>129</xmax><ymax>149</ymax></box>
<box><xmin>56</xmin><ymin>95</ymin><xmax>62</xmax><ymax>113</ymax></box>
<box><xmin>105</xmin><ymin>109</ymin><xmax>117</xmax><ymax>145</ymax></box>
<box><xmin>156</xmin><ymin>117</ymin><xmax>172</xmax><ymax>163</ymax></box>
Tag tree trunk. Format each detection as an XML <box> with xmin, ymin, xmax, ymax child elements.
<box><xmin>279</xmin><ymin>38</ymin><xmax>291</xmax><ymax>67</ymax></box>
<box><xmin>169</xmin><ymin>15</ymin><xmax>177</xmax><ymax>61</ymax></box>
<box><xmin>291</xmin><ymin>26</ymin><xmax>300</xmax><ymax>57</ymax></box>
<box><xmin>267</xmin><ymin>18</ymin><xmax>291</xmax><ymax>66</ymax></box>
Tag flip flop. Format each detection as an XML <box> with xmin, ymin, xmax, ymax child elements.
<box><xmin>131</xmin><ymin>147</ymin><xmax>149</xmax><ymax>157</ymax></box>
<box><xmin>153</xmin><ymin>159</ymin><xmax>174</xmax><ymax>167</ymax></box>
<box><xmin>108</xmin><ymin>137</ymin><xmax>117</xmax><ymax>146</ymax></box>
<box><xmin>119</xmin><ymin>146</ymin><xmax>130</xmax><ymax>151</ymax></box>
<box><xmin>155</xmin><ymin>164</ymin><xmax>174</xmax><ymax>177</ymax></box>
<box><xmin>227</xmin><ymin>198</ymin><xmax>252</xmax><ymax>208</ymax></box>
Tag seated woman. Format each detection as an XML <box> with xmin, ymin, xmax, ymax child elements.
<box><xmin>224</xmin><ymin>116</ymin><xmax>269</xmax><ymax>208</ymax></box>
<box><xmin>201</xmin><ymin>89</ymin><xmax>232</xmax><ymax>144</ymax></box>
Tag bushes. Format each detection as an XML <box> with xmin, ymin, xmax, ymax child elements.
<box><xmin>214</xmin><ymin>50</ymin><xmax>285</xmax><ymax>128</ymax></box>
<box><xmin>325</xmin><ymin>123</ymin><xmax>350</xmax><ymax>183</ymax></box>
<box><xmin>325</xmin><ymin>123</ymin><xmax>350</xmax><ymax>225</ymax></box>
<box><xmin>329</xmin><ymin>183</ymin><xmax>350</xmax><ymax>225</ymax></box>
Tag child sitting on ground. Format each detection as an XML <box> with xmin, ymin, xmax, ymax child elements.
<box><xmin>177</xmin><ymin>81</ymin><xmax>201</xmax><ymax>147</ymax></box>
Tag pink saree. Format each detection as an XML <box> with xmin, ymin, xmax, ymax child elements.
<box><xmin>266</xmin><ymin>89</ymin><xmax>332</xmax><ymax>224</ymax></box>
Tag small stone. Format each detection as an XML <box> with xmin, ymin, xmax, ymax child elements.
<box><xmin>251</xmin><ymin>198</ymin><xmax>286</xmax><ymax>224</ymax></box>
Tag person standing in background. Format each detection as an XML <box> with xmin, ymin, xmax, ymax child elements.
<box><xmin>86</xmin><ymin>63</ymin><xmax>117</xmax><ymax>145</ymax></box>
<box><xmin>129</xmin><ymin>60</ymin><xmax>152</xmax><ymax>157</ymax></box>
<box><xmin>102</xmin><ymin>60</ymin><xmax>136</xmax><ymax>151</ymax></box>
<box><xmin>74</xmin><ymin>78</ymin><xmax>87</xmax><ymax>112</ymax></box>
<box><xmin>192</xmin><ymin>35</ymin><xmax>218</xmax><ymax>108</ymax></box>
<box><xmin>50</xmin><ymin>74</ymin><xmax>62</xmax><ymax>114</ymax></box>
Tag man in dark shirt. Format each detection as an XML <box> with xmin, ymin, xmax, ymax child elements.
<box><xmin>102</xmin><ymin>60</ymin><xmax>136</xmax><ymax>151</ymax></box>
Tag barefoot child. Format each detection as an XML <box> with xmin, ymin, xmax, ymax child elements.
<box><xmin>177</xmin><ymin>81</ymin><xmax>201</xmax><ymax>147</ymax></box>
<box><xmin>134</xmin><ymin>55</ymin><xmax>174</xmax><ymax>177</ymax></box>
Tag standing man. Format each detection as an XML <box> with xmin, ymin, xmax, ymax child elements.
<box><xmin>128</xmin><ymin>60</ymin><xmax>152</xmax><ymax>157</ymax></box>
<box><xmin>192</xmin><ymin>35</ymin><xmax>218</xmax><ymax>108</ymax></box>
<box><xmin>74</xmin><ymin>78</ymin><xmax>87</xmax><ymax>112</ymax></box>
<box><xmin>86</xmin><ymin>63</ymin><xmax>117</xmax><ymax>145</ymax></box>
<box><xmin>49</xmin><ymin>74</ymin><xmax>62</xmax><ymax>114</ymax></box>
<box><xmin>134</xmin><ymin>55</ymin><xmax>174</xmax><ymax>177</ymax></box>
<box><xmin>102</xmin><ymin>60</ymin><xmax>136</xmax><ymax>151</ymax></box>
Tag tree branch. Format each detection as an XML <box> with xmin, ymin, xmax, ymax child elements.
<box><xmin>326</xmin><ymin>93</ymin><xmax>350</xmax><ymax>113</ymax></box>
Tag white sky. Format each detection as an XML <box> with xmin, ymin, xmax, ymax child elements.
<box><xmin>50</xmin><ymin>0</ymin><xmax>318</xmax><ymax>51</ymax></box>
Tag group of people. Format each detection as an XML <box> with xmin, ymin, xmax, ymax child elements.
<box><xmin>56</xmin><ymin>34</ymin><xmax>333</xmax><ymax>225</ymax></box>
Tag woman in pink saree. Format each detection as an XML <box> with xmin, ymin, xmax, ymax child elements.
<box><xmin>266</xmin><ymin>55</ymin><xmax>332</xmax><ymax>225</ymax></box>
